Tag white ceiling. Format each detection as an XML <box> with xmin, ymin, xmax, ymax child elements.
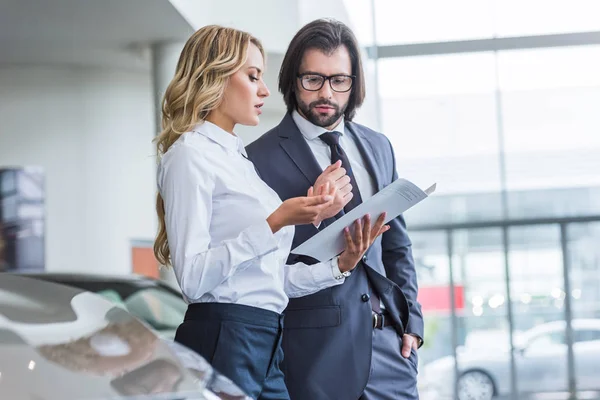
<box><xmin>0</xmin><ymin>0</ymin><xmax>194</xmax><ymax>70</ymax></box>
<box><xmin>0</xmin><ymin>0</ymin><xmax>355</xmax><ymax>70</ymax></box>
<box><xmin>170</xmin><ymin>0</ymin><xmax>353</xmax><ymax>54</ymax></box>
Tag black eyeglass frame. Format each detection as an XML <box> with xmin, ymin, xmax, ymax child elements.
<box><xmin>297</xmin><ymin>73</ymin><xmax>356</xmax><ymax>93</ymax></box>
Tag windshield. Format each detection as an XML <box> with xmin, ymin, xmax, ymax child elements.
<box><xmin>116</xmin><ymin>287</ymin><xmax>187</xmax><ymax>331</ymax></box>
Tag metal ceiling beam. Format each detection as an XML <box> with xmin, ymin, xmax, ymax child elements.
<box><xmin>367</xmin><ymin>31</ymin><xmax>600</xmax><ymax>58</ymax></box>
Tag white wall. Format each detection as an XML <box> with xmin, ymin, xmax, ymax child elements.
<box><xmin>0</xmin><ymin>66</ymin><xmax>156</xmax><ymax>274</ymax></box>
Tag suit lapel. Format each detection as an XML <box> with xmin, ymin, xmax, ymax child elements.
<box><xmin>276</xmin><ymin>115</ymin><xmax>387</xmax><ymax>233</ymax></box>
<box><xmin>345</xmin><ymin>122</ymin><xmax>385</xmax><ymax>191</ymax></box>
<box><xmin>277</xmin><ymin>113</ymin><xmax>323</xmax><ymax>187</ymax></box>
<box><xmin>277</xmin><ymin>114</ymin><xmax>335</xmax><ymax>230</ymax></box>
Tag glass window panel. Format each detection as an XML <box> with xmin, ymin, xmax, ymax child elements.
<box><xmin>494</xmin><ymin>0</ymin><xmax>600</xmax><ymax>37</ymax></box>
<box><xmin>379</xmin><ymin>53</ymin><xmax>498</xmax><ymax>185</ymax></box>
<box><xmin>379</xmin><ymin>53</ymin><xmax>503</xmax><ymax>225</ymax></box>
<box><xmin>506</xmin><ymin>187</ymin><xmax>600</xmax><ymax>221</ymax></box>
<box><xmin>508</xmin><ymin>225</ymin><xmax>569</xmax><ymax>395</ymax></box>
<box><xmin>567</xmin><ymin>222</ymin><xmax>600</xmax><ymax>323</ymax></box>
<box><xmin>527</xmin><ymin>330</ymin><xmax>566</xmax><ymax>350</ymax></box>
<box><xmin>410</xmin><ymin>230</ymin><xmax>454</xmax><ymax>398</ymax></box>
<box><xmin>498</xmin><ymin>46</ymin><xmax>600</xmax><ymax>92</ymax></box>
<box><xmin>373</xmin><ymin>0</ymin><xmax>600</xmax><ymax>45</ymax></box>
<box><xmin>379</xmin><ymin>52</ymin><xmax>497</xmax><ymax>98</ymax></box>
<box><xmin>374</xmin><ymin>0</ymin><xmax>495</xmax><ymax>45</ymax></box>
<box><xmin>451</xmin><ymin>228</ymin><xmax>513</xmax><ymax>400</ymax></box>
<box><xmin>574</xmin><ymin>329</ymin><xmax>600</xmax><ymax>343</ymax></box>
<box><xmin>498</xmin><ymin>46</ymin><xmax>600</xmax><ymax>198</ymax></box>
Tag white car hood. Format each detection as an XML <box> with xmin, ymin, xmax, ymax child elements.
<box><xmin>0</xmin><ymin>274</ymin><xmax>248</xmax><ymax>400</ymax></box>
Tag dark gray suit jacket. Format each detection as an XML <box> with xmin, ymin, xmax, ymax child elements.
<box><xmin>246</xmin><ymin>113</ymin><xmax>423</xmax><ymax>400</ymax></box>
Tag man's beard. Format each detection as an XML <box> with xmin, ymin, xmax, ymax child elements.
<box><xmin>297</xmin><ymin>97</ymin><xmax>347</xmax><ymax>129</ymax></box>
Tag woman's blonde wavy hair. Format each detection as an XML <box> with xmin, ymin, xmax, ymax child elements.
<box><xmin>153</xmin><ymin>25</ymin><xmax>264</xmax><ymax>266</ymax></box>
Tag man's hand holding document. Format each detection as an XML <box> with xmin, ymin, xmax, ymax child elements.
<box><xmin>292</xmin><ymin>179</ymin><xmax>436</xmax><ymax>262</ymax></box>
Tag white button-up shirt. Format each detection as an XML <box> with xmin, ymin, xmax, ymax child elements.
<box><xmin>292</xmin><ymin>111</ymin><xmax>376</xmax><ymax>202</ymax></box>
<box><xmin>292</xmin><ymin>111</ymin><xmax>385</xmax><ymax>309</ymax></box>
<box><xmin>157</xmin><ymin>121</ymin><xmax>343</xmax><ymax>314</ymax></box>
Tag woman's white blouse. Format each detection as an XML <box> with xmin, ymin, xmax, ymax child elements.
<box><xmin>157</xmin><ymin>121</ymin><xmax>343</xmax><ymax>314</ymax></box>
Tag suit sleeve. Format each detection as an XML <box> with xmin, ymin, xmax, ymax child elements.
<box><xmin>380</xmin><ymin>138</ymin><xmax>425</xmax><ymax>344</ymax></box>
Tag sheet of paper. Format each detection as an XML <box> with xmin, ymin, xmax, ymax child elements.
<box><xmin>291</xmin><ymin>179</ymin><xmax>436</xmax><ymax>262</ymax></box>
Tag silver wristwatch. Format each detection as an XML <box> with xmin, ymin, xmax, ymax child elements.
<box><xmin>335</xmin><ymin>270</ymin><xmax>351</xmax><ymax>280</ymax></box>
<box><xmin>332</xmin><ymin>257</ymin><xmax>351</xmax><ymax>280</ymax></box>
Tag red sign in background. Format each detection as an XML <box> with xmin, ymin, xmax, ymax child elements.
<box><xmin>417</xmin><ymin>285</ymin><xmax>465</xmax><ymax>312</ymax></box>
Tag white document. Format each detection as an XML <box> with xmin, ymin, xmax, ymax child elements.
<box><xmin>291</xmin><ymin>179</ymin><xmax>436</xmax><ymax>262</ymax></box>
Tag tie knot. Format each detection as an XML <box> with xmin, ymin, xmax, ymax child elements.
<box><xmin>319</xmin><ymin>131</ymin><xmax>341</xmax><ymax>146</ymax></box>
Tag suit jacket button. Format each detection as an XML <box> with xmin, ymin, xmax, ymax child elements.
<box><xmin>361</xmin><ymin>293</ymin><xmax>370</xmax><ymax>302</ymax></box>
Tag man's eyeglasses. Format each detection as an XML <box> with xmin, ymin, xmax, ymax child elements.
<box><xmin>297</xmin><ymin>73</ymin><xmax>355</xmax><ymax>93</ymax></box>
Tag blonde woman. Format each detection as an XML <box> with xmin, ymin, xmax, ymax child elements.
<box><xmin>154</xmin><ymin>25</ymin><xmax>388</xmax><ymax>399</ymax></box>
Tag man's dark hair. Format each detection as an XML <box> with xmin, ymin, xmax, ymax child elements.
<box><xmin>278</xmin><ymin>18</ymin><xmax>366</xmax><ymax>121</ymax></box>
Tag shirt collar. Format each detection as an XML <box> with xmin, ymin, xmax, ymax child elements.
<box><xmin>292</xmin><ymin>110</ymin><xmax>345</xmax><ymax>141</ymax></box>
<box><xmin>192</xmin><ymin>121</ymin><xmax>247</xmax><ymax>156</ymax></box>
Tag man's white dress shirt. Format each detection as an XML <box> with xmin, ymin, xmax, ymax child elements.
<box><xmin>292</xmin><ymin>110</ymin><xmax>385</xmax><ymax>309</ymax></box>
<box><xmin>292</xmin><ymin>111</ymin><xmax>376</xmax><ymax>202</ymax></box>
<box><xmin>157</xmin><ymin>121</ymin><xmax>343</xmax><ymax>314</ymax></box>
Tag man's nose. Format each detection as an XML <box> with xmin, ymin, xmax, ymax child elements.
<box><xmin>318</xmin><ymin>79</ymin><xmax>333</xmax><ymax>99</ymax></box>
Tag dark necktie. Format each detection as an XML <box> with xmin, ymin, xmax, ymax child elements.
<box><xmin>318</xmin><ymin>131</ymin><xmax>363</xmax><ymax>213</ymax></box>
<box><xmin>319</xmin><ymin>131</ymin><xmax>381</xmax><ymax>314</ymax></box>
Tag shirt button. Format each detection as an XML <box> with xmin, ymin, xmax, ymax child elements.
<box><xmin>362</xmin><ymin>255</ymin><xmax>367</xmax><ymax>262</ymax></box>
<box><xmin>361</xmin><ymin>293</ymin><xmax>370</xmax><ymax>302</ymax></box>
